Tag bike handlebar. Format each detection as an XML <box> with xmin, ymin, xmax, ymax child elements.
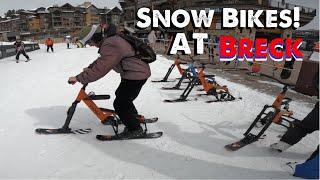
<box><xmin>67</xmin><ymin>79</ymin><xmax>88</xmax><ymax>89</ymax></box>
<box><xmin>282</xmin><ymin>85</ymin><xmax>288</xmax><ymax>92</ymax></box>
<box><xmin>82</xmin><ymin>84</ymin><xmax>88</xmax><ymax>90</ymax></box>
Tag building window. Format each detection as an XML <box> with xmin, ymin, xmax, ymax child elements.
<box><xmin>216</xmin><ymin>21</ymin><xmax>221</xmax><ymax>30</ymax></box>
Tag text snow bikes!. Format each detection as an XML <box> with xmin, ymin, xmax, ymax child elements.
<box><xmin>136</xmin><ymin>7</ymin><xmax>303</xmax><ymax>62</ymax></box>
<box><xmin>225</xmin><ymin>85</ymin><xmax>301</xmax><ymax>151</ymax></box>
<box><xmin>35</xmin><ymin>84</ymin><xmax>162</xmax><ymax>141</ymax></box>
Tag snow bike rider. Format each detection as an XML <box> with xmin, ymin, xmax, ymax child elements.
<box><xmin>270</xmin><ymin>70</ymin><xmax>319</xmax><ymax>153</ymax></box>
<box><xmin>68</xmin><ymin>23</ymin><xmax>151</xmax><ymax>138</ymax></box>
<box><xmin>269</xmin><ymin>71</ymin><xmax>319</xmax><ymax>179</ymax></box>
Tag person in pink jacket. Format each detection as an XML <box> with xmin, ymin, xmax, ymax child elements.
<box><xmin>68</xmin><ymin>24</ymin><xmax>151</xmax><ymax>138</ymax></box>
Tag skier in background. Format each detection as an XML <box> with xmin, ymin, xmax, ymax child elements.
<box><xmin>14</xmin><ymin>38</ymin><xmax>30</xmax><ymax>63</ymax></box>
<box><xmin>66</xmin><ymin>36</ymin><xmax>71</xmax><ymax>49</ymax></box>
<box><xmin>45</xmin><ymin>38</ymin><xmax>54</xmax><ymax>52</ymax></box>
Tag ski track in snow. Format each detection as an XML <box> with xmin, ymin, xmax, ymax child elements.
<box><xmin>0</xmin><ymin>44</ymin><xmax>317</xmax><ymax>179</ymax></box>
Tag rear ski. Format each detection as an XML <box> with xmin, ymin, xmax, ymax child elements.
<box><xmin>102</xmin><ymin>117</ymin><xmax>158</xmax><ymax>125</ymax></box>
<box><xmin>35</xmin><ymin>128</ymin><xmax>92</xmax><ymax>135</ymax></box>
<box><xmin>96</xmin><ymin>132</ymin><xmax>163</xmax><ymax>141</ymax></box>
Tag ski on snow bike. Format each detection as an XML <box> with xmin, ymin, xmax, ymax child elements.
<box><xmin>35</xmin><ymin>84</ymin><xmax>159</xmax><ymax>136</ymax></box>
<box><xmin>225</xmin><ymin>85</ymin><xmax>300</xmax><ymax>151</ymax></box>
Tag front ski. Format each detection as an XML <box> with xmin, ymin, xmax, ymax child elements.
<box><xmin>103</xmin><ymin>117</ymin><xmax>158</xmax><ymax>125</ymax></box>
<box><xmin>161</xmin><ymin>87</ymin><xmax>183</xmax><ymax>90</ymax></box>
<box><xmin>205</xmin><ymin>97</ymin><xmax>239</xmax><ymax>103</ymax></box>
<box><xmin>151</xmin><ymin>79</ymin><xmax>175</xmax><ymax>83</ymax></box>
<box><xmin>225</xmin><ymin>134</ymin><xmax>258</xmax><ymax>151</ymax></box>
<box><xmin>163</xmin><ymin>98</ymin><xmax>189</xmax><ymax>103</ymax></box>
<box><xmin>35</xmin><ymin>128</ymin><xmax>92</xmax><ymax>135</ymax></box>
<box><xmin>96</xmin><ymin>132</ymin><xmax>163</xmax><ymax>141</ymax></box>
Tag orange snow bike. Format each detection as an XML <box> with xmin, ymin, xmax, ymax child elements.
<box><xmin>164</xmin><ymin>63</ymin><xmax>236</xmax><ymax>103</ymax></box>
<box><xmin>225</xmin><ymin>85</ymin><xmax>299</xmax><ymax>151</ymax></box>
<box><xmin>35</xmin><ymin>84</ymin><xmax>158</xmax><ymax>136</ymax></box>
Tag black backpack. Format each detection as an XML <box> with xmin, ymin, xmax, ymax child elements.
<box><xmin>119</xmin><ymin>34</ymin><xmax>156</xmax><ymax>64</ymax></box>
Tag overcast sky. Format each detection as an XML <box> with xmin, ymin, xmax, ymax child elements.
<box><xmin>286</xmin><ymin>0</ymin><xmax>319</xmax><ymax>30</ymax></box>
<box><xmin>0</xmin><ymin>0</ymin><xmax>318</xmax><ymax>30</ymax></box>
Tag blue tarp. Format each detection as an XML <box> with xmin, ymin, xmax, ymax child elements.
<box><xmin>294</xmin><ymin>154</ymin><xmax>319</xmax><ymax>179</ymax></box>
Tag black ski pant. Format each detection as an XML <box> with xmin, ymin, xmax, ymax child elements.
<box><xmin>47</xmin><ymin>45</ymin><xmax>54</xmax><ymax>52</ymax></box>
<box><xmin>16</xmin><ymin>50</ymin><xmax>29</xmax><ymax>60</ymax></box>
<box><xmin>113</xmin><ymin>78</ymin><xmax>147</xmax><ymax>131</ymax></box>
<box><xmin>281</xmin><ymin>102</ymin><xmax>319</xmax><ymax>145</ymax></box>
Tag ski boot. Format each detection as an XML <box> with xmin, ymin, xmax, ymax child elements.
<box><xmin>117</xmin><ymin>126</ymin><xmax>145</xmax><ymax>139</ymax></box>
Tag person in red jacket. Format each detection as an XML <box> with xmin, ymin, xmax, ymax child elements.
<box><xmin>45</xmin><ymin>38</ymin><xmax>54</xmax><ymax>52</ymax></box>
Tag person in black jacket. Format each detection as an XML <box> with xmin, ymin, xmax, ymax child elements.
<box><xmin>14</xmin><ymin>38</ymin><xmax>30</xmax><ymax>63</ymax></box>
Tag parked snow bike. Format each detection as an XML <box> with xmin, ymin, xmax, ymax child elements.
<box><xmin>164</xmin><ymin>64</ymin><xmax>235</xmax><ymax>103</ymax></box>
<box><xmin>197</xmin><ymin>65</ymin><xmax>235</xmax><ymax>102</ymax></box>
<box><xmin>225</xmin><ymin>85</ymin><xmax>300</xmax><ymax>151</ymax></box>
<box><xmin>161</xmin><ymin>61</ymin><xmax>201</xmax><ymax>90</ymax></box>
<box><xmin>35</xmin><ymin>84</ymin><xmax>158</xmax><ymax>136</ymax></box>
<box><xmin>152</xmin><ymin>55</ymin><xmax>187</xmax><ymax>83</ymax></box>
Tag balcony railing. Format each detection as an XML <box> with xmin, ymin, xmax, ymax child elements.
<box><xmin>269</xmin><ymin>0</ymin><xmax>316</xmax><ymax>15</ymax></box>
<box><xmin>185</xmin><ymin>0</ymin><xmax>317</xmax><ymax>17</ymax></box>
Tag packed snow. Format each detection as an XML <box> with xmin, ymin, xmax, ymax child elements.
<box><xmin>0</xmin><ymin>43</ymin><xmax>317</xmax><ymax>179</ymax></box>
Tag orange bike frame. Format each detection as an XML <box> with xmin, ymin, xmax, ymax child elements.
<box><xmin>76</xmin><ymin>88</ymin><xmax>114</xmax><ymax>123</ymax></box>
<box><xmin>75</xmin><ymin>88</ymin><xmax>146</xmax><ymax>124</ymax></box>
<box><xmin>174</xmin><ymin>58</ymin><xmax>185</xmax><ymax>76</ymax></box>
<box><xmin>197</xmin><ymin>68</ymin><xmax>230</xmax><ymax>94</ymax></box>
<box><xmin>270</xmin><ymin>87</ymin><xmax>293</xmax><ymax>124</ymax></box>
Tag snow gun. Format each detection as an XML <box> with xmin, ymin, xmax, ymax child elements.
<box><xmin>225</xmin><ymin>85</ymin><xmax>300</xmax><ymax>151</ymax></box>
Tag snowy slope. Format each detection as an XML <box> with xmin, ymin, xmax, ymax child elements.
<box><xmin>0</xmin><ymin>43</ymin><xmax>317</xmax><ymax>179</ymax></box>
